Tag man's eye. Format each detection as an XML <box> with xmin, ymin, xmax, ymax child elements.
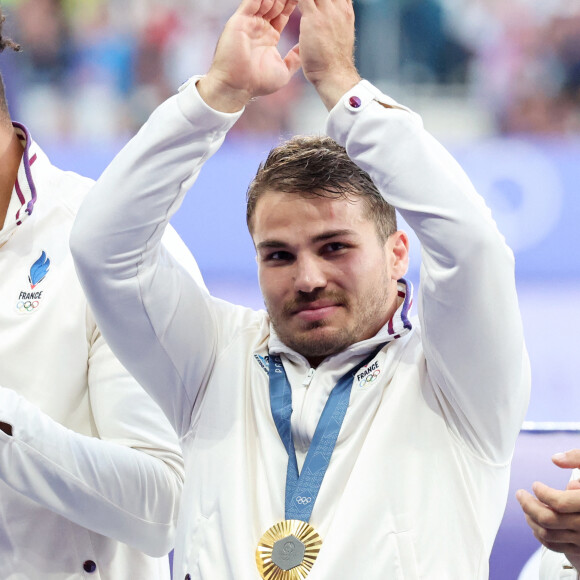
<box><xmin>267</xmin><ymin>251</ymin><xmax>294</xmax><ymax>262</ymax></box>
<box><xmin>324</xmin><ymin>242</ymin><xmax>347</xmax><ymax>253</ymax></box>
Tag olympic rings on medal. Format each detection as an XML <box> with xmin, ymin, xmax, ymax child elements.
<box><xmin>16</xmin><ymin>300</ymin><xmax>40</xmax><ymax>312</ymax></box>
<box><xmin>295</xmin><ymin>496</ymin><xmax>312</xmax><ymax>505</ymax></box>
<box><xmin>358</xmin><ymin>369</ymin><xmax>381</xmax><ymax>388</ymax></box>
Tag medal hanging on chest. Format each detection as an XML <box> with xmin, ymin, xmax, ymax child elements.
<box><xmin>256</xmin><ymin>519</ymin><xmax>321</xmax><ymax>579</ymax></box>
<box><xmin>256</xmin><ymin>345</ymin><xmax>385</xmax><ymax>579</ymax></box>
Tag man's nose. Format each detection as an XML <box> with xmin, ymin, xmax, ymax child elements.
<box><xmin>294</xmin><ymin>255</ymin><xmax>327</xmax><ymax>293</ymax></box>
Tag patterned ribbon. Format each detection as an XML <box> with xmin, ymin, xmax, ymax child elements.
<box><xmin>269</xmin><ymin>343</ymin><xmax>387</xmax><ymax>522</ymax></box>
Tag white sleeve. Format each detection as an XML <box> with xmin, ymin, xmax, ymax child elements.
<box><xmin>162</xmin><ymin>223</ymin><xmax>207</xmax><ymax>292</ymax></box>
<box><xmin>0</xmin><ymin>320</ymin><xmax>184</xmax><ymax>557</ymax></box>
<box><xmin>327</xmin><ymin>80</ymin><xmax>530</xmax><ymax>463</ymax></box>
<box><xmin>540</xmin><ymin>547</ymin><xmax>579</xmax><ymax>579</ymax></box>
<box><xmin>71</xmin><ymin>80</ymin><xmax>243</xmax><ymax>437</ymax></box>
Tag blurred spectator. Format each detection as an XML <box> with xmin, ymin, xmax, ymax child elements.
<box><xmin>14</xmin><ymin>0</ymin><xmax>72</xmax><ymax>86</ymax></box>
<box><xmin>462</xmin><ymin>0</ymin><xmax>580</xmax><ymax>134</ymax></box>
<box><xmin>0</xmin><ymin>0</ymin><xmax>72</xmax><ymax>138</ymax></box>
<box><xmin>399</xmin><ymin>0</ymin><xmax>471</xmax><ymax>84</ymax></box>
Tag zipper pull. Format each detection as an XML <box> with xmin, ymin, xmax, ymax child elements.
<box><xmin>302</xmin><ymin>368</ymin><xmax>315</xmax><ymax>387</ymax></box>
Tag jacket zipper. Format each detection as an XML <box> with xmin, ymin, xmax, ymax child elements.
<box><xmin>302</xmin><ymin>368</ymin><xmax>315</xmax><ymax>387</ymax></box>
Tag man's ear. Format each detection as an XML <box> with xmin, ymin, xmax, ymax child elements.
<box><xmin>387</xmin><ymin>231</ymin><xmax>409</xmax><ymax>280</ymax></box>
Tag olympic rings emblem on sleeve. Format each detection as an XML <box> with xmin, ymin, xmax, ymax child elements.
<box><xmin>16</xmin><ymin>300</ymin><xmax>40</xmax><ymax>312</ymax></box>
<box><xmin>295</xmin><ymin>496</ymin><xmax>312</xmax><ymax>505</ymax></box>
<box><xmin>358</xmin><ymin>369</ymin><xmax>381</xmax><ymax>388</ymax></box>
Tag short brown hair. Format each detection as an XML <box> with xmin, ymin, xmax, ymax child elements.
<box><xmin>246</xmin><ymin>135</ymin><xmax>397</xmax><ymax>241</ymax></box>
<box><xmin>0</xmin><ymin>8</ymin><xmax>19</xmax><ymax>53</ymax></box>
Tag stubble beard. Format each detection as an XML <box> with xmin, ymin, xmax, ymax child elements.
<box><xmin>275</xmin><ymin>317</ymin><xmax>354</xmax><ymax>361</ymax></box>
<box><xmin>267</xmin><ymin>286</ymin><xmax>392</xmax><ymax>362</ymax></box>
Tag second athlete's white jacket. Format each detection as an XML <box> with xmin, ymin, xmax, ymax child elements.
<box><xmin>0</xmin><ymin>124</ymin><xmax>202</xmax><ymax>579</ymax></box>
<box><xmin>71</xmin><ymin>79</ymin><xmax>531</xmax><ymax>579</ymax></box>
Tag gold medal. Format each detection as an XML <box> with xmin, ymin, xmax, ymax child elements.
<box><xmin>256</xmin><ymin>520</ymin><xmax>322</xmax><ymax>579</ymax></box>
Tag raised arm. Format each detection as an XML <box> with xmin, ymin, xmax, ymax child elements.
<box><xmin>299</xmin><ymin>0</ymin><xmax>530</xmax><ymax>462</ymax></box>
<box><xmin>70</xmin><ymin>0</ymin><xmax>301</xmax><ymax>435</ymax></box>
<box><xmin>298</xmin><ymin>0</ymin><xmax>360</xmax><ymax>110</ymax></box>
<box><xmin>197</xmin><ymin>0</ymin><xmax>301</xmax><ymax>112</ymax></box>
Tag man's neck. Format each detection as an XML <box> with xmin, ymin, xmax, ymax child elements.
<box><xmin>0</xmin><ymin>123</ymin><xmax>23</xmax><ymax>230</ymax></box>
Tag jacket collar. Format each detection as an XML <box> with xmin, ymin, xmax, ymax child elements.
<box><xmin>11</xmin><ymin>122</ymin><xmax>39</xmax><ymax>227</ymax></box>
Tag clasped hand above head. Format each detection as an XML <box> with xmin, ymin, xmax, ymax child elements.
<box><xmin>517</xmin><ymin>449</ymin><xmax>580</xmax><ymax>570</ymax></box>
<box><xmin>197</xmin><ymin>0</ymin><xmax>361</xmax><ymax>114</ymax></box>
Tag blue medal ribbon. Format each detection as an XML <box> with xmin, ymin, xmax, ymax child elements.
<box><xmin>269</xmin><ymin>344</ymin><xmax>386</xmax><ymax>523</ymax></box>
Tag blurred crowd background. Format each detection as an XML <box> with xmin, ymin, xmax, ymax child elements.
<box><xmin>2</xmin><ymin>0</ymin><xmax>580</xmax><ymax>141</ymax></box>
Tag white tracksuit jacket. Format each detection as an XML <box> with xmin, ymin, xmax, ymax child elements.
<box><xmin>71</xmin><ymin>79</ymin><xmax>531</xmax><ymax>579</ymax></box>
<box><xmin>0</xmin><ymin>123</ymin><xmax>197</xmax><ymax>579</ymax></box>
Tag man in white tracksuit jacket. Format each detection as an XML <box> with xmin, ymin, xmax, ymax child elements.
<box><xmin>0</xmin><ymin>14</ymin><xmax>198</xmax><ymax>579</ymax></box>
<box><xmin>71</xmin><ymin>0</ymin><xmax>530</xmax><ymax>578</ymax></box>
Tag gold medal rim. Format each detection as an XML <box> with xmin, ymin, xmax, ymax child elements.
<box><xmin>256</xmin><ymin>520</ymin><xmax>323</xmax><ymax>580</ymax></box>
